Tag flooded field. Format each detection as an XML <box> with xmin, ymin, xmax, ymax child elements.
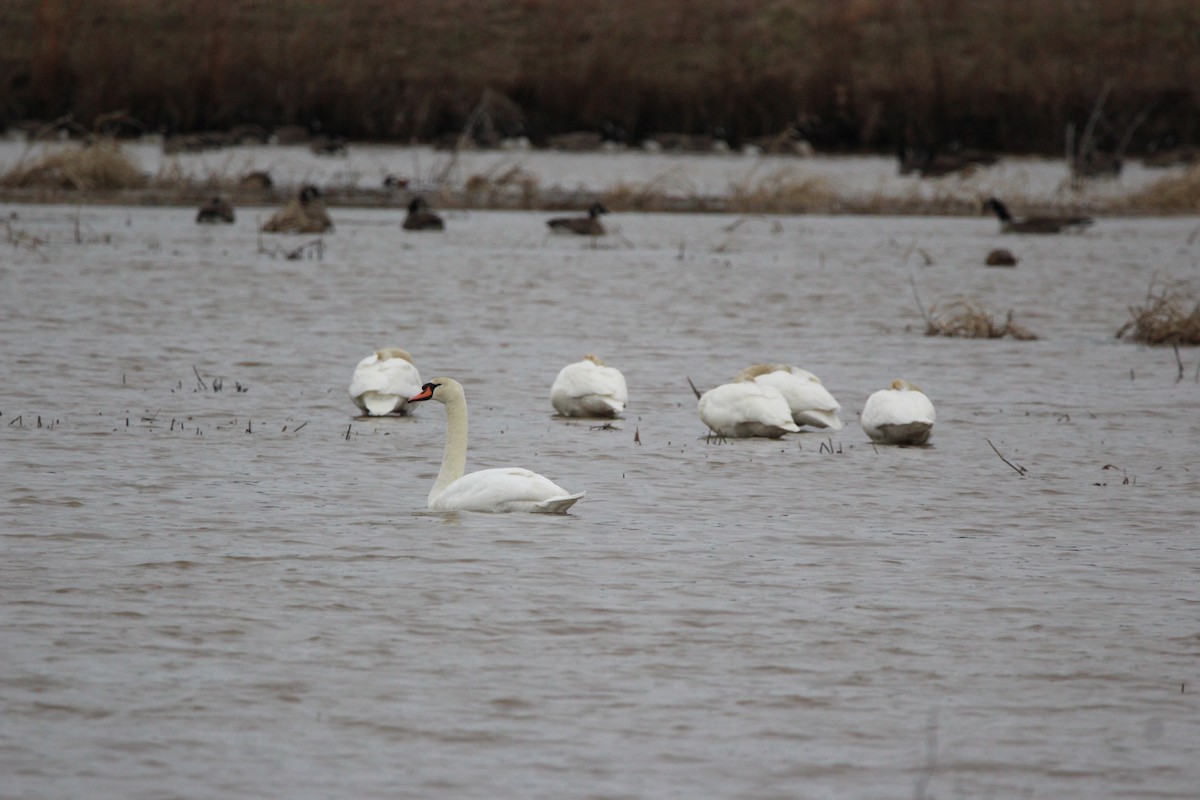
<box><xmin>2</xmin><ymin>195</ymin><xmax>1199</xmax><ymax>799</ymax></box>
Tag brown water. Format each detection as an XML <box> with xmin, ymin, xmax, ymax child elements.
<box><xmin>2</xmin><ymin>200</ymin><xmax>1199</xmax><ymax>799</ymax></box>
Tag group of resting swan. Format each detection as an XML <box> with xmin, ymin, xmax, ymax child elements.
<box><xmin>349</xmin><ymin>349</ymin><xmax>936</xmax><ymax>515</ymax></box>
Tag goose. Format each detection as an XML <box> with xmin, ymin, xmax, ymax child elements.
<box><xmin>861</xmin><ymin>379</ymin><xmax>935</xmax><ymax>445</ymax></box>
<box><xmin>550</xmin><ymin>355</ymin><xmax>628</xmax><ymax>418</ymax></box>
<box><xmin>735</xmin><ymin>364</ymin><xmax>843</xmax><ymax>430</ymax></box>
<box><xmin>402</xmin><ymin>196</ymin><xmax>445</xmax><ymax>231</ymax></box>
<box><xmin>261</xmin><ymin>184</ymin><xmax>334</xmax><ymax>233</ymax></box>
<box><xmin>983</xmin><ymin>197</ymin><xmax>1092</xmax><ymax>234</ymax></box>
<box><xmin>697</xmin><ymin>380</ymin><xmax>801</xmax><ymax>438</ymax></box>
<box><xmin>408</xmin><ymin>378</ymin><xmax>585</xmax><ymax>513</ymax></box>
<box><xmin>196</xmin><ymin>196</ymin><xmax>235</xmax><ymax>224</ymax></box>
<box><xmin>349</xmin><ymin>348</ymin><xmax>422</xmax><ymax>416</ymax></box>
<box><xmin>547</xmin><ymin>202</ymin><xmax>607</xmax><ymax>236</ymax></box>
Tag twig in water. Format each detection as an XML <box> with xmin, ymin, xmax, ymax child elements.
<box><xmin>687</xmin><ymin>376</ymin><xmax>703</xmax><ymax>399</ymax></box>
<box><xmin>292</xmin><ymin>421</ymin><xmax>308</xmax><ymax>433</ymax></box>
<box><xmin>344</xmin><ymin>424</ymin><xmax>352</xmax><ymax>440</ymax></box>
<box><xmin>192</xmin><ymin>365</ymin><xmax>208</xmax><ymax>391</ymax></box>
<box><xmin>1173</xmin><ymin>342</ymin><xmax>1184</xmax><ymax>382</ymax></box>
<box><xmin>909</xmin><ymin>275</ymin><xmax>932</xmax><ymax>327</ymax></box>
<box><xmin>986</xmin><ymin>438</ymin><xmax>1028</xmax><ymax>476</ymax></box>
<box><xmin>634</xmin><ymin>426</ymin><xmax>641</xmax><ymax>445</ymax></box>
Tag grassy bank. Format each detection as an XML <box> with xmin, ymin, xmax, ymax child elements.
<box><xmin>2</xmin><ymin>0</ymin><xmax>1198</xmax><ymax>154</ymax></box>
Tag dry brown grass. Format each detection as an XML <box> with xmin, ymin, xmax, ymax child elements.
<box><xmin>926</xmin><ymin>300</ymin><xmax>1039</xmax><ymax>340</ymax></box>
<box><xmin>1123</xmin><ymin>165</ymin><xmax>1200</xmax><ymax>213</ymax></box>
<box><xmin>4</xmin><ymin>1</ymin><xmax>1198</xmax><ymax>153</ymax></box>
<box><xmin>1115</xmin><ymin>280</ymin><xmax>1200</xmax><ymax>345</ymax></box>
<box><xmin>0</xmin><ymin>140</ymin><xmax>144</xmax><ymax>191</ymax></box>
<box><xmin>727</xmin><ymin>170</ymin><xmax>838</xmax><ymax>214</ymax></box>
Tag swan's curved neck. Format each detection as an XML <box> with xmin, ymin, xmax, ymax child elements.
<box><xmin>431</xmin><ymin>385</ymin><xmax>468</xmax><ymax>504</ymax></box>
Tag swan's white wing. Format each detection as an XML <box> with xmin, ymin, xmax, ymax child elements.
<box><xmin>350</xmin><ymin>355</ymin><xmax>422</xmax><ymax>414</ymax></box>
<box><xmin>550</xmin><ymin>361</ymin><xmax>628</xmax><ymax>417</ymax></box>
<box><xmin>861</xmin><ymin>389</ymin><xmax>935</xmax><ymax>444</ymax></box>
<box><xmin>698</xmin><ymin>382</ymin><xmax>800</xmax><ymax>437</ymax></box>
<box><xmin>431</xmin><ymin>467</ymin><xmax>584</xmax><ymax>513</ymax></box>
<box><xmin>751</xmin><ymin>369</ymin><xmax>843</xmax><ymax>429</ymax></box>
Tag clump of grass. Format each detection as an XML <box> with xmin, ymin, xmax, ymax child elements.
<box><xmin>727</xmin><ymin>169</ymin><xmax>838</xmax><ymax>214</ymax></box>
<box><xmin>1115</xmin><ymin>279</ymin><xmax>1200</xmax><ymax>345</ymax></box>
<box><xmin>1</xmin><ymin>140</ymin><xmax>144</xmax><ymax>191</ymax></box>
<box><xmin>1124</xmin><ymin>165</ymin><xmax>1200</xmax><ymax>212</ymax></box>
<box><xmin>926</xmin><ymin>300</ymin><xmax>1039</xmax><ymax>340</ymax></box>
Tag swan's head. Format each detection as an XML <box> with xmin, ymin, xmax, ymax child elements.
<box><xmin>891</xmin><ymin>378</ymin><xmax>924</xmax><ymax>393</ymax></box>
<box><xmin>410</xmin><ymin>378</ymin><xmax>461</xmax><ymax>405</ymax></box>
<box><xmin>735</xmin><ymin>363</ymin><xmax>786</xmax><ymax>381</ymax></box>
<box><xmin>410</xmin><ymin>381</ymin><xmax>441</xmax><ymax>403</ymax></box>
<box><xmin>375</xmin><ymin>347</ymin><xmax>414</xmax><ymax>364</ymax></box>
<box><xmin>583</xmin><ymin>354</ymin><xmax>605</xmax><ymax>365</ymax></box>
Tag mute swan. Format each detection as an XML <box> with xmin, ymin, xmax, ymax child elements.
<box><xmin>547</xmin><ymin>203</ymin><xmax>607</xmax><ymax>236</ymax></box>
<box><xmin>550</xmin><ymin>355</ymin><xmax>628</xmax><ymax>418</ymax></box>
<box><xmin>261</xmin><ymin>185</ymin><xmax>334</xmax><ymax>233</ymax></box>
<box><xmin>409</xmin><ymin>378</ymin><xmax>585</xmax><ymax>513</ymax></box>
<box><xmin>735</xmin><ymin>364</ymin><xmax>843</xmax><ymax>430</ymax></box>
<box><xmin>861</xmin><ymin>379</ymin><xmax>936</xmax><ymax>445</ymax></box>
<box><xmin>697</xmin><ymin>380</ymin><xmax>801</xmax><ymax>438</ymax></box>
<box><xmin>349</xmin><ymin>348</ymin><xmax>422</xmax><ymax>416</ymax></box>
<box><xmin>982</xmin><ymin>197</ymin><xmax>1092</xmax><ymax>234</ymax></box>
<box><xmin>402</xmin><ymin>197</ymin><xmax>445</xmax><ymax>231</ymax></box>
<box><xmin>196</xmin><ymin>196</ymin><xmax>235</xmax><ymax>224</ymax></box>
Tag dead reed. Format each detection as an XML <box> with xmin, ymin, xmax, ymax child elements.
<box><xmin>1115</xmin><ymin>280</ymin><xmax>1200</xmax><ymax>345</ymax></box>
<box><xmin>925</xmin><ymin>300</ymin><xmax>1039</xmax><ymax>340</ymax></box>
<box><xmin>1124</xmin><ymin>165</ymin><xmax>1200</xmax><ymax>213</ymax></box>
<box><xmin>0</xmin><ymin>140</ymin><xmax>144</xmax><ymax>191</ymax></box>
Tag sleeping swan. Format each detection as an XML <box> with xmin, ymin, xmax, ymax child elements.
<box><xmin>409</xmin><ymin>378</ymin><xmax>585</xmax><ymax>513</ymax></box>
<box><xmin>861</xmin><ymin>379</ymin><xmax>936</xmax><ymax>445</ymax></box>
<box><xmin>349</xmin><ymin>348</ymin><xmax>422</xmax><ymax>416</ymax></box>
<box><xmin>550</xmin><ymin>355</ymin><xmax>628</xmax><ymax>418</ymax></box>
<box><xmin>697</xmin><ymin>380</ymin><xmax>801</xmax><ymax>438</ymax></box>
<box><xmin>735</xmin><ymin>364</ymin><xmax>843</xmax><ymax>430</ymax></box>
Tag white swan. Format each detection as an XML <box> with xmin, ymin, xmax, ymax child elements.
<box><xmin>697</xmin><ymin>380</ymin><xmax>801</xmax><ymax>438</ymax></box>
<box><xmin>349</xmin><ymin>348</ymin><xmax>422</xmax><ymax>416</ymax></box>
<box><xmin>408</xmin><ymin>378</ymin><xmax>585</xmax><ymax>513</ymax></box>
<box><xmin>735</xmin><ymin>364</ymin><xmax>843</xmax><ymax>430</ymax></box>
<box><xmin>861</xmin><ymin>379</ymin><xmax>936</xmax><ymax>445</ymax></box>
<box><xmin>550</xmin><ymin>355</ymin><xmax>628</xmax><ymax>418</ymax></box>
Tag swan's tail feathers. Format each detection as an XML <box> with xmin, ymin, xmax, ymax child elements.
<box><xmin>535</xmin><ymin>491</ymin><xmax>586</xmax><ymax>514</ymax></box>
<box><xmin>359</xmin><ymin>392</ymin><xmax>406</xmax><ymax>416</ymax></box>
<box><xmin>796</xmin><ymin>410</ymin><xmax>844</xmax><ymax>430</ymax></box>
<box><xmin>601</xmin><ymin>398</ymin><xmax>625</xmax><ymax>415</ymax></box>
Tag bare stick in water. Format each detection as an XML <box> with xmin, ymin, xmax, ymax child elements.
<box><xmin>909</xmin><ymin>275</ymin><xmax>932</xmax><ymax>326</ymax></box>
<box><xmin>687</xmin><ymin>376</ymin><xmax>703</xmax><ymax>400</ymax></box>
<box><xmin>192</xmin><ymin>365</ymin><xmax>208</xmax><ymax>391</ymax></box>
<box><xmin>986</xmin><ymin>438</ymin><xmax>1028</xmax><ymax>476</ymax></box>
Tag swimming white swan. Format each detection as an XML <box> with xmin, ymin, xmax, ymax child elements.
<box><xmin>735</xmin><ymin>364</ymin><xmax>843</xmax><ymax>430</ymax></box>
<box><xmin>550</xmin><ymin>355</ymin><xmax>628</xmax><ymax>417</ymax></box>
<box><xmin>349</xmin><ymin>348</ymin><xmax>422</xmax><ymax>416</ymax></box>
<box><xmin>408</xmin><ymin>378</ymin><xmax>585</xmax><ymax>513</ymax></box>
<box><xmin>697</xmin><ymin>380</ymin><xmax>801</xmax><ymax>438</ymax></box>
<box><xmin>861</xmin><ymin>379</ymin><xmax>936</xmax><ymax>445</ymax></box>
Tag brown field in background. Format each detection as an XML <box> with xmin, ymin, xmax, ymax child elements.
<box><xmin>2</xmin><ymin>0</ymin><xmax>1199</xmax><ymax>154</ymax></box>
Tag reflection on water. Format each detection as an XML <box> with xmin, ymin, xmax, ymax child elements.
<box><xmin>2</xmin><ymin>199</ymin><xmax>1198</xmax><ymax>799</ymax></box>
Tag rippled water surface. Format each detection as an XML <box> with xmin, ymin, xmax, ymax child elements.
<box><xmin>2</xmin><ymin>196</ymin><xmax>1199</xmax><ymax>799</ymax></box>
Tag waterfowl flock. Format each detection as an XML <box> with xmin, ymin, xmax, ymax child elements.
<box><xmin>348</xmin><ymin>347</ymin><xmax>937</xmax><ymax>513</ymax></box>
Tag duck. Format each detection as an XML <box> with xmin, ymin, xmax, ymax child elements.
<box><xmin>860</xmin><ymin>379</ymin><xmax>935</xmax><ymax>445</ymax></box>
<box><xmin>195</xmin><ymin>196</ymin><xmax>235</xmax><ymax>224</ymax></box>
<box><xmin>261</xmin><ymin>184</ymin><xmax>334</xmax><ymax>233</ymax></box>
<box><xmin>697</xmin><ymin>380</ymin><xmax>801</xmax><ymax>439</ymax></box>
<box><xmin>402</xmin><ymin>196</ymin><xmax>445</xmax><ymax>231</ymax></box>
<box><xmin>408</xmin><ymin>378</ymin><xmax>585</xmax><ymax>513</ymax></box>
<box><xmin>735</xmin><ymin>364</ymin><xmax>843</xmax><ymax>430</ymax></box>
<box><xmin>550</xmin><ymin>355</ymin><xmax>628</xmax><ymax>418</ymax></box>
<box><xmin>547</xmin><ymin>202</ymin><xmax>607</xmax><ymax>236</ymax></box>
<box><xmin>982</xmin><ymin>197</ymin><xmax>1092</xmax><ymax>234</ymax></box>
<box><xmin>349</xmin><ymin>348</ymin><xmax>422</xmax><ymax>416</ymax></box>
